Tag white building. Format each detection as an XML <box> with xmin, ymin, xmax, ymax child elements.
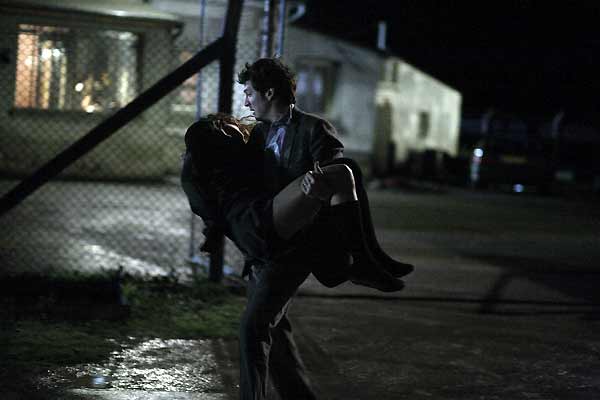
<box><xmin>285</xmin><ymin>25</ymin><xmax>462</xmax><ymax>177</ymax></box>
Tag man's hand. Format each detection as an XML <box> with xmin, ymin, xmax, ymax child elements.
<box><xmin>301</xmin><ymin>161</ymin><xmax>333</xmax><ymax>201</ymax></box>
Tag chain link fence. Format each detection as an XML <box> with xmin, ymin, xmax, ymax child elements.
<box><xmin>0</xmin><ymin>2</ymin><xmax>265</xmax><ymax>281</ymax></box>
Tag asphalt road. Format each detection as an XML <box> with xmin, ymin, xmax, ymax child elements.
<box><xmin>310</xmin><ymin>186</ymin><xmax>598</xmax><ymax>400</ymax></box>
<box><xmin>2</xmin><ymin>180</ymin><xmax>600</xmax><ymax>399</ymax></box>
<box><xmin>220</xmin><ymin>186</ymin><xmax>600</xmax><ymax>400</ymax></box>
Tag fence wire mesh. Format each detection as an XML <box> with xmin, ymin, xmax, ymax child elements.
<box><xmin>1</xmin><ymin>2</ymin><xmax>264</xmax><ymax>281</ymax></box>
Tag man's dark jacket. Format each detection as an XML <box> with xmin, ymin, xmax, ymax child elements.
<box><xmin>253</xmin><ymin>106</ymin><xmax>344</xmax><ymax>194</ymax></box>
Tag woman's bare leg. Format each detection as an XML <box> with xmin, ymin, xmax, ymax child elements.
<box><xmin>273</xmin><ymin>161</ymin><xmax>404</xmax><ymax>292</ymax></box>
<box><xmin>272</xmin><ymin>164</ymin><xmax>357</xmax><ymax>240</ymax></box>
<box><xmin>272</xmin><ymin>174</ymin><xmax>321</xmax><ymax>240</ymax></box>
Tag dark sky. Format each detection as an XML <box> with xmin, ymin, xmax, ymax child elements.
<box><xmin>297</xmin><ymin>1</ymin><xmax>600</xmax><ymax>115</ymax></box>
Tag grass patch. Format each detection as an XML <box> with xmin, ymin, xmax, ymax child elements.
<box><xmin>0</xmin><ymin>272</ymin><xmax>245</xmax><ymax>380</ymax></box>
<box><xmin>123</xmin><ymin>278</ymin><xmax>245</xmax><ymax>339</ymax></box>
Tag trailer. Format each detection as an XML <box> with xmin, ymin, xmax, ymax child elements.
<box><xmin>372</xmin><ymin>58</ymin><xmax>461</xmax><ymax>179</ymax></box>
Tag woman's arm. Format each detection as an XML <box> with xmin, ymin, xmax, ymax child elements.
<box><xmin>180</xmin><ymin>151</ymin><xmax>225</xmax><ymax>253</ymax></box>
<box><xmin>180</xmin><ymin>152</ymin><xmax>217</xmax><ymax>221</ymax></box>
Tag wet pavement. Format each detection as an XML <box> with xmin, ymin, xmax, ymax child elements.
<box><xmin>0</xmin><ymin>179</ymin><xmax>245</xmax><ymax>278</ymax></box>
<box><xmin>2</xmin><ymin>180</ymin><xmax>600</xmax><ymax>399</ymax></box>
<box><xmin>43</xmin><ymin>339</ymin><xmax>226</xmax><ymax>393</ymax></box>
<box><xmin>67</xmin><ymin>391</ymin><xmax>227</xmax><ymax>399</ymax></box>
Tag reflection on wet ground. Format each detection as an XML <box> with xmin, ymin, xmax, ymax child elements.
<box><xmin>40</xmin><ymin>338</ymin><xmax>226</xmax><ymax>395</ymax></box>
<box><xmin>0</xmin><ymin>180</ymin><xmax>245</xmax><ymax>278</ymax></box>
<box><xmin>68</xmin><ymin>389</ymin><xmax>228</xmax><ymax>399</ymax></box>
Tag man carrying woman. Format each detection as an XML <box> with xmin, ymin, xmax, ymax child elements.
<box><xmin>181</xmin><ymin>58</ymin><xmax>413</xmax><ymax>400</ymax></box>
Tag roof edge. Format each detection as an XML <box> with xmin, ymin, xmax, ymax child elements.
<box><xmin>0</xmin><ymin>0</ymin><xmax>182</xmax><ymax>26</ymax></box>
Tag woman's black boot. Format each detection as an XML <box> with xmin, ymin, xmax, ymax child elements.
<box><xmin>355</xmin><ymin>184</ymin><xmax>414</xmax><ymax>278</ymax></box>
<box><xmin>340</xmin><ymin>158</ymin><xmax>414</xmax><ymax>278</ymax></box>
<box><xmin>329</xmin><ymin>201</ymin><xmax>404</xmax><ymax>292</ymax></box>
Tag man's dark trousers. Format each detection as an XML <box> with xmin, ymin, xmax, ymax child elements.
<box><xmin>239</xmin><ymin>262</ymin><xmax>317</xmax><ymax>400</ymax></box>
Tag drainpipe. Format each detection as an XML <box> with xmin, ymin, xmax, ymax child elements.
<box><xmin>551</xmin><ymin>110</ymin><xmax>564</xmax><ymax>141</ymax></box>
<box><xmin>377</xmin><ymin>20</ymin><xmax>387</xmax><ymax>51</ymax></box>
<box><xmin>481</xmin><ymin>108</ymin><xmax>495</xmax><ymax>136</ymax></box>
<box><xmin>550</xmin><ymin>110</ymin><xmax>564</xmax><ymax>175</ymax></box>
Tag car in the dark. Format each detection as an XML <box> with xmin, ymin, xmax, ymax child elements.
<box><xmin>547</xmin><ymin>111</ymin><xmax>600</xmax><ymax>193</ymax></box>
<box><xmin>468</xmin><ymin>119</ymin><xmax>552</xmax><ymax>193</ymax></box>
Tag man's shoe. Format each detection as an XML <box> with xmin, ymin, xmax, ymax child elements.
<box><xmin>349</xmin><ymin>267</ymin><xmax>404</xmax><ymax>292</ymax></box>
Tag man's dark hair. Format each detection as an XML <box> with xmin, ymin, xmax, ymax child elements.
<box><xmin>237</xmin><ymin>58</ymin><xmax>296</xmax><ymax>105</ymax></box>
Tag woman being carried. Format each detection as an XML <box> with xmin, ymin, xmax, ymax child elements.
<box><xmin>181</xmin><ymin>113</ymin><xmax>410</xmax><ymax>400</ymax></box>
<box><xmin>182</xmin><ymin>113</ymin><xmax>408</xmax><ymax>290</ymax></box>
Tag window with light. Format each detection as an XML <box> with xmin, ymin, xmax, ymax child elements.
<box><xmin>14</xmin><ymin>24</ymin><xmax>139</xmax><ymax>113</ymax></box>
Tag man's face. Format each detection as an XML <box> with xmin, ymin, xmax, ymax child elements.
<box><xmin>243</xmin><ymin>81</ymin><xmax>271</xmax><ymax>121</ymax></box>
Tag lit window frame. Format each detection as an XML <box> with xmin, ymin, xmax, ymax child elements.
<box><xmin>13</xmin><ymin>23</ymin><xmax>141</xmax><ymax>114</ymax></box>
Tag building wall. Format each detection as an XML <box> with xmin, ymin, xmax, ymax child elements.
<box><xmin>0</xmin><ymin>9</ymin><xmax>179</xmax><ymax>179</ymax></box>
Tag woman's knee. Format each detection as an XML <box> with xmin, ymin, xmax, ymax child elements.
<box><xmin>321</xmin><ymin>164</ymin><xmax>357</xmax><ymax>204</ymax></box>
<box><xmin>323</xmin><ymin>164</ymin><xmax>355</xmax><ymax>193</ymax></box>
<box><xmin>321</xmin><ymin>158</ymin><xmax>363</xmax><ymax>183</ymax></box>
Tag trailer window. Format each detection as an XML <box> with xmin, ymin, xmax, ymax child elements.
<box><xmin>14</xmin><ymin>24</ymin><xmax>139</xmax><ymax>113</ymax></box>
<box><xmin>418</xmin><ymin>111</ymin><xmax>430</xmax><ymax>139</ymax></box>
<box><xmin>295</xmin><ymin>59</ymin><xmax>336</xmax><ymax>114</ymax></box>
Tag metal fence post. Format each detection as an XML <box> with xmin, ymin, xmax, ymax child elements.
<box><xmin>276</xmin><ymin>0</ymin><xmax>286</xmax><ymax>56</ymax></box>
<box><xmin>260</xmin><ymin>0</ymin><xmax>275</xmax><ymax>58</ymax></box>
<box><xmin>209</xmin><ymin>0</ymin><xmax>244</xmax><ymax>282</ymax></box>
<box><xmin>188</xmin><ymin>0</ymin><xmax>208</xmax><ymax>269</ymax></box>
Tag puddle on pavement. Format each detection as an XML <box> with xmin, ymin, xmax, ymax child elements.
<box><xmin>40</xmin><ymin>338</ymin><xmax>225</xmax><ymax>393</ymax></box>
<box><xmin>71</xmin><ymin>374</ymin><xmax>114</xmax><ymax>389</ymax></box>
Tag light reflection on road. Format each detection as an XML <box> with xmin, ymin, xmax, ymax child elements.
<box><xmin>78</xmin><ymin>242</ymin><xmax>168</xmax><ymax>276</ymax></box>
<box><xmin>43</xmin><ymin>339</ymin><xmax>225</xmax><ymax>394</ymax></box>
